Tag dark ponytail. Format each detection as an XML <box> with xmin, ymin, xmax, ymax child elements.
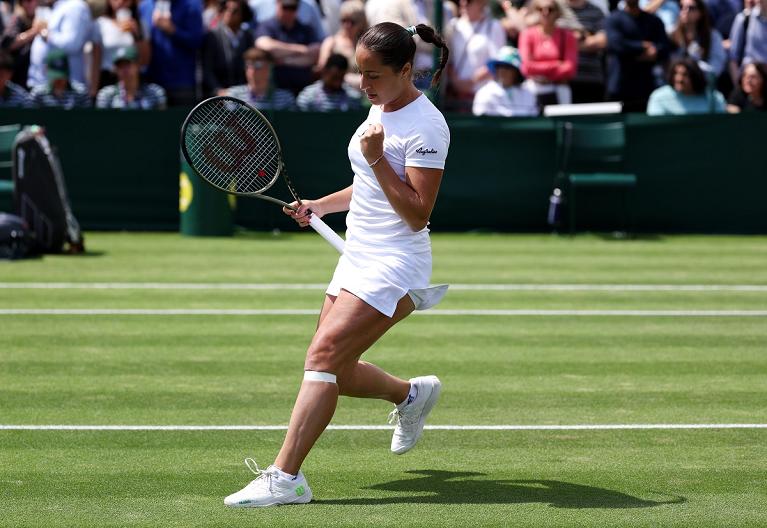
<box><xmin>358</xmin><ymin>22</ymin><xmax>450</xmax><ymax>88</ymax></box>
<box><xmin>413</xmin><ymin>24</ymin><xmax>450</xmax><ymax>88</ymax></box>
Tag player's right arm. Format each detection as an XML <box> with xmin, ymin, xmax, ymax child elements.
<box><xmin>284</xmin><ymin>185</ymin><xmax>353</xmax><ymax>227</ymax></box>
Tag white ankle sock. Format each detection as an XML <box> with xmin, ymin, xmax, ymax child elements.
<box><xmin>398</xmin><ymin>383</ymin><xmax>418</xmax><ymax>408</ymax></box>
<box><xmin>271</xmin><ymin>466</ymin><xmax>296</xmax><ymax>480</ymax></box>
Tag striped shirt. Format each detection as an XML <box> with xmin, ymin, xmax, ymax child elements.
<box><xmin>30</xmin><ymin>81</ymin><xmax>91</xmax><ymax>109</ymax></box>
<box><xmin>227</xmin><ymin>84</ymin><xmax>296</xmax><ymax>111</ymax></box>
<box><xmin>0</xmin><ymin>81</ymin><xmax>35</xmax><ymax>108</ymax></box>
<box><xmin>571</xmin><ymin>1</ymin><xmax>606</xmax><ymax>84</ymax></box>
<box><xmin>296</xmin><ymin>81</ymin><xmax>363</xmax><ymax>112</ymax></box>
<box><xmin>95</xmin><ymin>83</ymin><xmax>167</xmax><ymax>110</ymax></box>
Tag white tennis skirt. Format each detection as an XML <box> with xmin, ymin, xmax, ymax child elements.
<box><xmin>326</xmin><ymin>248</ymin><xmax>433</xmax><ymax>317</ymax></box>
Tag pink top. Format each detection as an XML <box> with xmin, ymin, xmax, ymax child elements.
<box><xmin>518</xmin><ymin>26</ymin><xmax>578</xmax><ymax>83</ymax></box>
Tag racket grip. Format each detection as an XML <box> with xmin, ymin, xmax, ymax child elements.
<box><xmin>309</xmin><ymin>214</ymin><xmax>345</xmax><ymax>254</ymax></box>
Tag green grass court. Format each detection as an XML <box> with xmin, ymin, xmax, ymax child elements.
<box><xmin>1</xmin><ymin>232</ymin><xmax>766</xmax><ymax>527</ymax></box>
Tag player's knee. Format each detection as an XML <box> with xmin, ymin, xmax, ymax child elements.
<box><xmin>304</xmin><ymin>334</ymin><xmax>341</xmax><ymax>373</ymax></box>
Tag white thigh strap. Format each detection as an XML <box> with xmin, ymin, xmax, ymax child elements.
<box><xmin>304</xmin><ymin>371</ymin><xmax>337</xmax><ymax>384</ymax></box>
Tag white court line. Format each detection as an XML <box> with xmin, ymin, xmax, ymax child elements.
<box><xmin>1</xmin><ymin>282</ymin><xmax>767</xmax><ymax>292</ymax></box>
<box><xmin>1</xmin><ymin>424</ymin><xmax>765</xmax><ymax>431</ymax></box>
<box><xmin>1</xmin><ymin>309</ymin><xmax>767</xmax><ymax>317</ymax></box>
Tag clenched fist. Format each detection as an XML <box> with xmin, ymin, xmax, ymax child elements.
<box><xmin>359</xmin><ymin>123</ymin><xmax>385</xmax><ymax>165</ymax></box>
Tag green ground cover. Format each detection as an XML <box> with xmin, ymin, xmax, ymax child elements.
<box><xmin>1</xmin><ymin>232</ymin><xmax>765</xmax><ymax>526</ymax></box>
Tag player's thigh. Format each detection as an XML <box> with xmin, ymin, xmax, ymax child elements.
<box><xmin>305</xmin><ymin>289</ymin><xmax>415</xmax><ymax>372</ymax></box>
<box><xmin>316</xmin><ymin>294</ymin><xmax>336</xmax><ymax>330</ymax></box>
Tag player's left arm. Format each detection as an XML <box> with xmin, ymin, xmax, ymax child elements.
<box><xmin>361</xmin><ymin>123</ymin><xmax>444</xmax><ymax>232</ymax></box>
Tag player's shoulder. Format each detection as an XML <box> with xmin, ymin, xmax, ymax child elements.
<box><xmin>409</xmin><ymin>94</ymin><xmax>449</xmax><ymax>134</ymax></box>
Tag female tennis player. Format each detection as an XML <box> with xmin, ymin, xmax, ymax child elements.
<box><xmin>224</xmin><ymin>22</ymin><xmax>450</xmax><ymax>508</ymax></box>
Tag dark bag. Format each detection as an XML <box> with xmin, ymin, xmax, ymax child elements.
<box><xmin>0</xmin><ymin>212</ymin><xmax>35</xmax><ymax>260</ymax></box>
<box><xmin>12</xmin><ymin>126</ymin><xmax>84</xmax><ymax>254</ymax></box>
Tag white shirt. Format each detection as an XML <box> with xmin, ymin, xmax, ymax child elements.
<box><xmin>93</xmin><ymin>17</ymin><xmax>136</xmax><ymax>71</ymax></box>
<box><xmin>346</xmin><ymin>94</ymin><xmax>450</xmax><ymax>254</ymax></box>
<box><xmin>28</xmin><ymin>0</ymin><xmax>92</xmax><ymax>88</ymax></box>
<box><xmin>447</xmin><ymin>14</ymin><xmax>506</xmax><ymax>84</ymax></box>
<box><xmin>472</xmin><ymin>80</ymin><xmax>539</xmax><ymax>117</ymax></box>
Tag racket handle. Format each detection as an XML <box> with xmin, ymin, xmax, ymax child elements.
<box><xmin>309</xmin><ymin>214</ymin><xmax>345</xmax><ymax>254</ymax></box>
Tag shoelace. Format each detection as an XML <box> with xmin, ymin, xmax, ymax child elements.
<box><xmin>388</xmin><ymin>407</ymin><xmax>418</xmax><ymax>427</ymax></box>
<box><xmin>244</xmin><ymin>458</ymin><xmax>273</xmax><ymax>493</ymax></box>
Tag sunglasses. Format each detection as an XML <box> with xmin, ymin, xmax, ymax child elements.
<box><xmin>281</xmin><ymin>4</ymin><xmax>298</xmax><ymax>10</ymax></box>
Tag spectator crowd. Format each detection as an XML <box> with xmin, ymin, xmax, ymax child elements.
<box><xmin>0</xmin><ymin>0</ymin><xmax>765</xmax><ymax>115</ymax></box>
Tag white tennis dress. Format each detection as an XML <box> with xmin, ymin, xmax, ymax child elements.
<box><xmin>326</xmin><ymin>93</ymin><xmax>451</xmax><ymax>317</ymax></box>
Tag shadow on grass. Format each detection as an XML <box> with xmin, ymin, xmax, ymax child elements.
<box><xmin>315</xmin><ymin>470</ymin><xmax>686</xmax><ymax>508</ymax></box>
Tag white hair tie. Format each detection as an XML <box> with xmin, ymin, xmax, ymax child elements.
<box><xmin>405</xmin><ymin>25</ymin><xmax>417</xmax><ymax>36</ymax></box>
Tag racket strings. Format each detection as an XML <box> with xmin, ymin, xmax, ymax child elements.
<box><xmin>184</xmin><ymin>99</ymin><xmax>281</xmax><ymax>194</ymax></box>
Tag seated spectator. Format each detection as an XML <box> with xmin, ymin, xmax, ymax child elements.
<box><xmin>567</xmin><ymin>0</ymin><xmax>606</xmax><ymax>103</ymax></box>
<box><xmin>729</xmin><ymin>0</ymin><xmax>767</xmax><ymax>83</ymax></box>
<box><xmin>30</xmin><ymin>48</ymin><xmax>90</xmax><ymax>107</ymax></box>
<box><xmin>96</xmin><ymin>45</ymin><xmax>167</xmax><ymax>109</ymax></box>
<box><xmin>446</xmin><ymin>0</ymin><xmax>507</xmax><ymax>112</ymax></box>
<box><xmin>670</xmin><ymin>0</ymin><xmax>727</xmax><ymax>79</ymax></box>
<box><xmin>473</xmin><ymin>45</ymin><xmax>538</xmax><ymax>116</ymax></box>
<box><xmin>647</xmin><ymin>57</ymin><xmax>726</xmax><ymax>114</ymax></box>
<box><xmin>605</xmin><ymin>0</ymin><xmax>671</xmax><ymax>112</ymax></box>
<box><xmin>519</xmin><ymin>0</ymin><xmax>579</xmax><ymax>108</ymax></box>
<box><xmin>90</xmin><ymin>0</ymin><xmax>150</xmax><ymax>97</ymax></box>
<box><xmin>1</xmin><ymin>0</ymin><xmax>45</xmax><ymax>88</ymax></box>
<box><xmin>250</xmin><ymin>0</ymin><xmax>325</xmax><ymax>40</ymax></box>
<box><xmin>727</xmin><ymin>61</ymin><xmax>767</xmax><ymax>111</ymax></box>
<box><xmin>255</xmin><ymin>0</ymin><xmax>322</xmax><ymax>95</ymax></box>
<box><xmin>139</xmin><ymin>0</ymin><xmax>203</xmax><ymax>106</ymax></box>
<box><xmin>27</xmin><ymin>0</ymin><xmax>92</xmax><ymax>89</ymax></box>
<box><xmin>227</xmin><ymin>47</ymin><xmax>296</xmax><ymax>110</ymax></box>
<box><xmin>296</xmin><ymin>52</ymin><xmax>361</xmax><ymax>111</ymax></box>
<box><xmin>0</xmin><ymin>48</ymin><xmax>34</xmax><ymax>107</ymax></box>
<box><xmin>317</xmin><ymin>0</ymin><xmax>366</xmax><ymax>89</ymax></box>
<box><xmin>202</xmin><ymin>0</ymin><xmax>255</xmax><ymax>97</ymax></box>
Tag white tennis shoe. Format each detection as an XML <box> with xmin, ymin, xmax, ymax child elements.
<box><xmin>389</xmin><ymin>375</ymin><xmax>442</xmax><ymax>455</ymax></box>
<box><xmin>224</xmin><ymin>459</ymin><xmax>312</xmax><ymax>508</ymax></box>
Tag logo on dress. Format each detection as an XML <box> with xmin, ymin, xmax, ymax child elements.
<box><xmin>415</xmin><ymin>147</ymin><xmax>437</xmax><ymax>156</ymax></box>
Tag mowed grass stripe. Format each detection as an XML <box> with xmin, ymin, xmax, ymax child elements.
<box><xmin>3</xmin><ymin>282</ymin><xmax>767</xmax><ymax>291</ymax></box>
<box><xmin>3</xmin><ymin>424</ymin><xmax>767</xmax><ymax>431</ymax></box>
<box><xmin>3</xmin><ymin>308</ymin><xmax>767</xmax><ymax>316</ymax></box>
<box><xmin>3</xmin><ymin>287</ymin><xmax>767</xmax><ymax>311</ymax></box>
<box><xmin>2</xmin><ymin>316</ymin><xmax>765</xmax><ymax>425</ymax></box>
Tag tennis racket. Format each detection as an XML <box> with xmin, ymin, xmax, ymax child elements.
<box><xmin>180</xmin><ymin>96</ymin><xmax>345</xmax><ymax>254</ymax></box>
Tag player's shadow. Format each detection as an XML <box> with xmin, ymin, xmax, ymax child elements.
<box><xmin>315</xmin><ymin>470</ymin><xmax>686</xmax><ymax>508</ymax></box>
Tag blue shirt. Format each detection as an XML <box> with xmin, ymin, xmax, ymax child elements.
<box><xmin>254</xmin><ymin>17</ymin><xmax>321</xmax><ymax>94</ymax></box>
<box><xmin>605</xmin><ymin>10</ymin><xmax>671</xmax><ymax>101</ymax></box>
<box><xmin>730</xmin><ymin>7</ymin><xmax>767</xmax><ymax>66</ymax></box>
<box><xmin>248</xmin><ymin>0</ymin><xmax>325</xmax><ymax>39</ymax></box>
<box><xmin>139</xmin><ymin>0</ymin><xmax>203</xmax><ymax>90</ymax></box>
<box><xmin>646</xmin><ymin>85</ymin><xmax>726</xmax><ymax>115</ymax></box>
